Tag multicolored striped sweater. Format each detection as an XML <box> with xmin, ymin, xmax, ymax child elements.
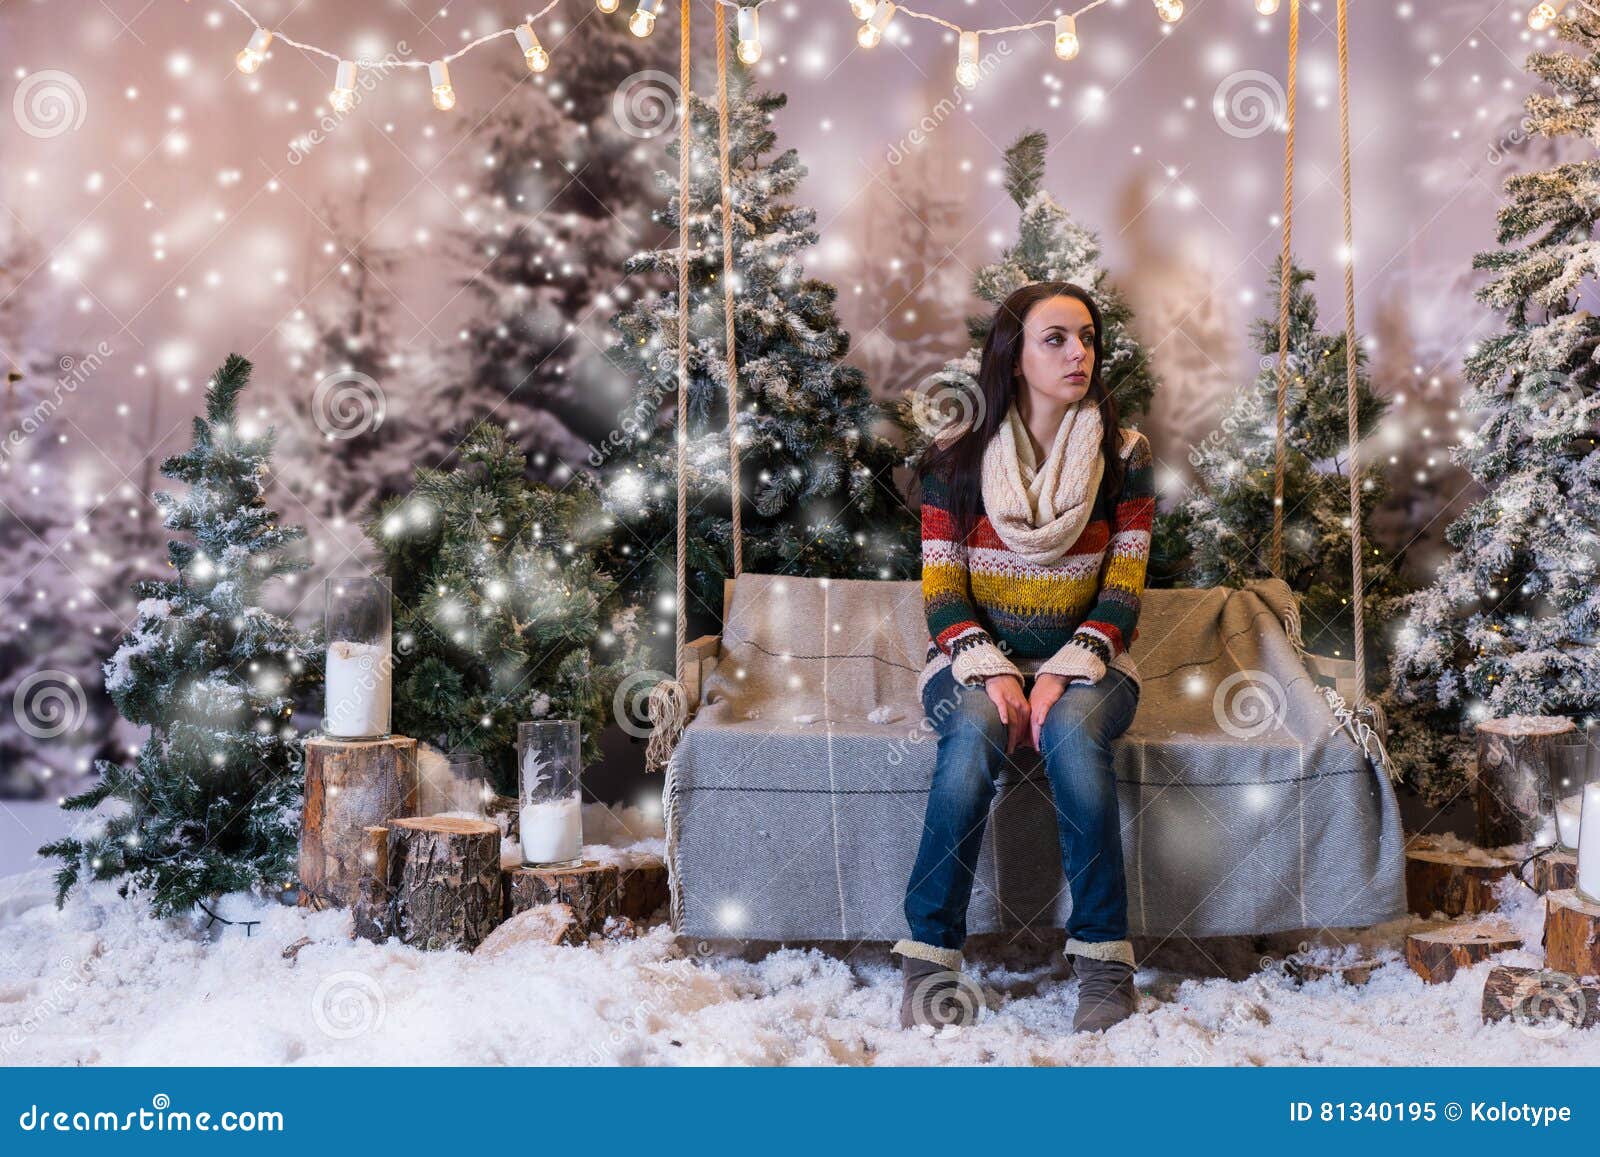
<box><xmin>920</xmin><ymin>428</ymin><xmax>1156</xmax><ymax>696</ymax></box>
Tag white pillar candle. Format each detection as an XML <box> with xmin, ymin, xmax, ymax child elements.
<box><xmin>324</xmin><ymin>639</ymin><xmax>391</xmax><ymax>738</ymax></box>
<box><xmin>520</xmin><ymin>793</ymin><xmax>583</xmax><ymax>865</ymax></box>
<box><xmin>1557</xmin><ymin>793</ymin><xmax>1584</xmax><ymax>850</ymax></box>
<box><xmin>1579</xmin><ymin>782</ymin><xmax>1600</xmax><ymax>903</ymax></box>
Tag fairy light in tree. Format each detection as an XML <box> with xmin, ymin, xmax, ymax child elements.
<box><xmin>1255</xmin><ymin>0</ymin><xmax>1280</xmax><ymax>13</ymax></box>
<box><xmin>515</xmin><ymin>23</ymin><xmax>551</xmax><ymax>72</ymax></box>
<box><xmin>235</xmin><ymin>28</ymin><xmax>272</xmax><ymax>73</ymax></box>
<box><xmin>1528</xmin><ymin>1</ymin><xmax>1568</xmax><ymax>29</ymax></box>
<box><xmin>429</xmin><ymin>60</ymin><xmax>456</xmax><ymax>110</ymax></box>
<box><xmin>858</xmin><ymin>1</ymin><xmax>895</xmax><ymax>48</ymax></box>
<box><xmin>597</xmin><ymin>0</ymin><xmax>621</xmax><ymax>11</ymax></box>
<box><xmin>630</xmin><ymin>0</ymin><xmax>665</xmax><ymax>37</ymax></box>
<box><xmin>1154</xmin><ymin>0</ymin><xmax>1184</xmax><ymax>22</ymax></box>
<box><xmin>328</xmin><ymin>59</ymin><xmax>357</xmax><ymax>113</ymax></box>
<box><xmin>956</xmin><ymin>30</ymin><xmax>980</xmax><ymax>88</ymax></box>
<box><xmin>849</xmin><ymin>0</ymin><xmax>875</xmax><ymax>17</ymax></box>
<box><xmin>736</xmin><ymin>6</ymin><xmax>762</xmax><ymax>65</ymax></box>
<box><xmin>1055</xmin><ymin>14</ymin><xmax>1079</xmax><ymax>61</ymax></box>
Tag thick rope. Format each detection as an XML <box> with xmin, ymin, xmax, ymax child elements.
<box><xmin>1271</xmin><ymin>0</ymin><xmax>1299</xmax><ymax>580</ymax></box>
<box><xmin>716</xmin><ymin>4</ymin><xmax>744</xmax><ymax>578</ymax></box>
<box><xmin>1336</xmin><ymin>0</ymin><xmax>1368</xmax><ymax>710</ymax></box>
<box><xmin>645</xmin><ymin>0</ymin><xmax>694</xmax><ymax>773</ymax></box>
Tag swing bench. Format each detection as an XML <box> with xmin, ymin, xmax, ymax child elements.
<box><xmin>648</xmin><ymin>1</ymin><xmax>1404</xmax><ymax>944</ymax></box>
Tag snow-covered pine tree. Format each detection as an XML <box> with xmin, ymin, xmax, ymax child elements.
<box><xmin>450</xmin><ymin>20</ymin><xmax>667</xmax><ymax>486</ymax></box>
<box><xmin>368</xmin><ymin>424</ymin><xmax>640</xmax><ymax>790</ymax></box>
<box><xmin>602</xmin><ymin>57</ymin><xmax>918</xmax><ymax>647</ymax></box>
<box><xmin>42</xmin><ymin>355</ymin><xmax>317</xmax><ymax>915</ymax></box>
<box><xmin>1388</xmin><ymin>8</ymin><xmax>1600</xmax><ymax>804</ymax></box>
<box><xmin>1179</xmin><ymin>258</ymin><xmax>1402</xmax><ymax>660</ymax></box>
<box><xmin>903</xmin><ymin>129</ymin><xmax>1157</xmax><ymax>457</ymax></box>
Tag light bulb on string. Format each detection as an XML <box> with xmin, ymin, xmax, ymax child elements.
<box><xmin>1528</xmin><ymin>1</ymin><xmax>1567</xmax><ymax>30</ymax></box>
<box><xmin>328</xmin><ymin>60</ymin><xmax>357</xmax><ymax>113</ymax></box>
<box><xmin>849</xmin><ymin>0</ymin><xmax>876</xmax><ymax>18</ymax></box>
<box><xmin>630</xmin><ymin>0</ymin><xmax>665</xmax><ymax>37</ymax></box>
<box><xmin>858</xmin><ymin>1</ymin><xmax>896</xmax><ymax>48</ymax></box>
<box><xmin>515</xmin><ymin>23</ymin><xmax>550</xmax><ymax>72</ymax></box>
<box><xmin>736</xmin><ymin>6</ymin><xmax>762</xmax><ymax>65</ymax></box>
<box><xmin>1255</xmin><ymin>0</ymin><xmax>1280</xmax><ymax>13</ymax></box>
<box><xmin>429</xmin><ymin>60</ymin><xmax>456</xmax><ymax>111</ymax></box>
<box><xmin>235</xmin><ymin>28</ymin><xmax>273</xmax><ymax>74</ymax></box>
<box><xmin>1054</xmin><ymin>14</ymin><xmax>1079</xmax><ymax>61</ymax></box>
<box><xmin>597</xmin><ymin>0</ymin><xmax>621</xmax><ymax>11</ymax></box>
<box><xmin>1154</xmin><ymin>0</ymin><xmax>1184</xmax><ymax>22</ymax></box>
<box><xmin>956</xmin><ymin>31</ymin><xmax>980</xmax><ymax>89</ymax></box>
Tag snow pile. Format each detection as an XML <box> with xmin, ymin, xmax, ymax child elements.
<box><xmin>2</xmin><ymin>807</ymin><xmax>1598</xmax><ymax>1066</ymax></box>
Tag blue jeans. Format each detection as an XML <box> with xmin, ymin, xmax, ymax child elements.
<box><xmin>904</xmin><ymin>664</ymin><xmax>1141</xmax><ymax>952</ymax></box>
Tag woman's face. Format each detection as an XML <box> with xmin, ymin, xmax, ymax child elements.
<box><xmin>1014</xmin><ymin>294</ymin><xmax>1096</xmax><ymax>407</ymax></box>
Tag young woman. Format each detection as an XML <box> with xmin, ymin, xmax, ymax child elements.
<box><xmin>894</xmin><ymin>281</ymin><xmax>1155</xmax><ymax>1035</ymax></box>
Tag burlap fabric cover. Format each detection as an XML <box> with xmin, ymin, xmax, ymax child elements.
<box><xmin>664</xmin><ymin>574</ymin><xmax>1405</xmax><ymax>943</ymax></box>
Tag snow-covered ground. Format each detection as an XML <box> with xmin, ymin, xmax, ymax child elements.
<box><xmin>1</xmin><ymin>803</ymin><xmax>1597</xmax><ymax>1066</ymax></box>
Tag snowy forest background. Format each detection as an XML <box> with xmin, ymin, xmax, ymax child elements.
<box><xmin>0</xmin><ymin>0</ymin><xmax>1570</xmax><ymax>814</ymax></box>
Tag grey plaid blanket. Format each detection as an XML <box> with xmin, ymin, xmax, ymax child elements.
<box><xmin>664</xmin><ymin>574</ymin><xmax>1405</xmax><ymax>943</ymax></box>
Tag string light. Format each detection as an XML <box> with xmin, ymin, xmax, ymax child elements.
<box><xmin>1055</xmin><ymin>14</ymin><xmax>1080</xmax><ymax>61</ymax></box>
<box><xmin>1255</xmin><ymin>0</ymin><xmax>1280</xmax><ymax>13</ymax></box>
<box><xmin>597</xmin><ymin>0</ymin><xmax>621</xmax><ymax>11</ymax></box>
<box><xmin>1154</xmin><ymin>0</ymin><xmax>1184</xmax><ymax>21</ymax></box>
<box><xmin>1528</xmin><ymin>1</ymin><xmax>1567</xmax><ymax>29</ymax></box>
<box><xmin>514</xmin><ymin>23</ymin><xmax>551</xmax><ymax>72</ymax></box>
<box><xmin>429</xmin><ymin>60</ymin><xmax>456</xmax><ymax>111</ymax></box>
<box><xmin>235</xmin><ymin>28</ymin><xmax>272</xmax><ymax>74</ymax></box>
<box><xmin>328</xmin><ymin>59</ymin><xmax>357</xmax><ymax>113</ymax></box>
<box><xmin>849</xmin><ymin>0</ymin><xmax>876</xmax><ymax>17</ymax></box>
<box><xmin>956</xmin><ymin>30</ymin><xmax>980</xmax><ymax>88</ymax></box>
<box><xmin>630</xmin><ymin>0</ymin><xmax>666</xmax><ymax>37</ymax></box>
<box><xmin>736</xmin><ymin>5</ymin><xmax>763</xmax><ymax>64</ymax></box>
<box><xmin>858</xmin><ymin>1</ymin><xmax>896</xmax><ymax>48</ymax></box>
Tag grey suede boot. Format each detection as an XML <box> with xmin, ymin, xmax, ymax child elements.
<box><xmin>897</xmin><ymin>955</ymin><xmax>982</xmax><ymax>1030</ymax></box>
<box><xmin>1071</xmin><ymin>955</ymin><xmax>1138</xmax><ymax>1034</ymax></box>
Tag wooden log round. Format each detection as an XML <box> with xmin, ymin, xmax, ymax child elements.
<box><xmin>387</xmin><ymin>816</ymin><xmax>502</xmax><ymax>952</ymax></box>
<box><xmin>1544</xmin><ymin>889</ymin><xmax>1600</xmax><ymax>978</ymax></box>
<box><xmin>1531</xmin><ymin>850</ymin><xmax>1580</xmax><ymax>896</ymax></box>
<box><xmin>351</xmin><ymin>825</ymin><xmax>391</xmax><ymax>944</ymax></box>
<box><xmin>1474</xmin><ymin>715</ymin><xmax>1574</xmax><ymax>848</ymax></box>
<box><xmin>477</xmin><ymin>904</ymin><xmax>583</xmax><ymax>956</ymax></box>
<box><xmin>299</xmin><ymin>735</ymin><xmax>418</xmax><ymax>909</ymax></box>
<box><xmin>1405</xmin><ymin>920</ymin><xmax>1521</xmax><ymax>985</ymax></box>
<box><xmin>1404</xmin><ymin>837</ymin><xmax>1516</xmax><ymax>917</ymax></box>
<box><xmin>1284</xmin><ymin>956</ymin><xmax>1382</xmax><ymax>987</ymax></box>
<box><xmin>1481</xmin><ymin>965</ymin><xmax>1600</xmax><ymax>1031</ymax></box>
<box><xmin>613</xmin><ymin>856</ymin><xmax>670</xmax><ymax>920</ymax></box>
<box><xmin>504</xmin><ymin>860</ymin><xmax>619</xmax><ymax>937</ymax></box>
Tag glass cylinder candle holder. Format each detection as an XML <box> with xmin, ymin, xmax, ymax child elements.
<box><xmin>517</xmin><ymin>720</ymin><xmax>582</xmax><ymax>868</ymax></box>
<box><xmin>1553</xmin><ymin>727</ymin><xmax>1596</xmax><ymax>851</ymax></box>
<box><xmin>443</xmin><ymin>751</ymin><xmax>494</xmax><ymax>815</ymax></box>
<box><xmin>324</xmin><ymin>575</ymin><xmax>392</xmax><ymax>740</ymax></box>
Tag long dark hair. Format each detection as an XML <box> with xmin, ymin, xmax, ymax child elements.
<box><xmin>920</xmin><ymin>281</ymin><xmax>1125</xmax><ymax>544</ymax></box>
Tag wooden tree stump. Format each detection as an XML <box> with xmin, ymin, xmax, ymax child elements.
<box><xmin>1481</xmin><ymin>965</ymin><xmax>1600</xmax><ymax>1031</ymax></box>
<box><xmin>350</xmin><ymin>826</ymin><xmax>391</xmax><ymax>944</ymax></box>
<box><xmin>477</xmin><ymin>904</ymin><xmax>583</xmax><ymax>957</ymax></box>
<box><xmin>1404</xmin><ymin>836</ymin><xmax>1517</xmax><ymax>917</ymax></box>
<box><xmin>1531</xmin><ymin>850</ymin><xmax>1580</xmax><ymax>895</ymax></box>
<box><xmin>1544</xmin><ymin>889</ymin><xmax>1600</xmax><ymax>977</ymax></box>
<box><xmin>387</xmin><ymin>816</ymin><xmax>502</xmax><ymax>952</ymax></box>
<box><xmin>613</xmin><ymin>856</ymin><xmax>670</xmax><ymax>920</ymax></box>
<box><xmin>300</xmin><ymin>735</ymin><xmax>418</xmax><ymax>909</ymax></box>
<box><xmin>504</xmin><ymin>860</ymin><xmax>619</xmax><ymax>937</ymax></box>
<box><xmin>1405</xmin><ymin>920</ymin><xmax>1521</xmax><ymax>984</ymax></box>
<box><xmin>1475</xmin><ymin>715</ymin><xmax>1575</xmax><ymax>847</ymax></box>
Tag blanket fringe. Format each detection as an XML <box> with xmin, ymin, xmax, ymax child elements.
<box><xmin>1321</xmin><ymin>685</ymin><xmax>1398</xmax><ymax>783</ymax></box>
<box><xmin>644</xmin><ymin>678</ymin><xmax>690</xmax><ymax>774</ymax></box>
<box><xmin>661</xmin><ymin>743</ymin><xmax>686</xmax><ymax>933</ymax></box>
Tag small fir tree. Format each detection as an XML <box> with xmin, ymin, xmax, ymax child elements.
<box><xmin>43</xmin><ymin>355</ymin><xmax>317</xmax><ymax>914</ymax></box>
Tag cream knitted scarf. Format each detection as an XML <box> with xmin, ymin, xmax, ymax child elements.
<box><xmin>981</xmin><ymin>398</ymin><xmax>1104</xmax><ymax>565</ymax></box>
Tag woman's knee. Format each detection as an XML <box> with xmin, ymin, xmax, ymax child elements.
<box><xmin>1039</xmin><ymin>682</ymin><xmax>1129</xmax><ymax>758</ymax></box>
